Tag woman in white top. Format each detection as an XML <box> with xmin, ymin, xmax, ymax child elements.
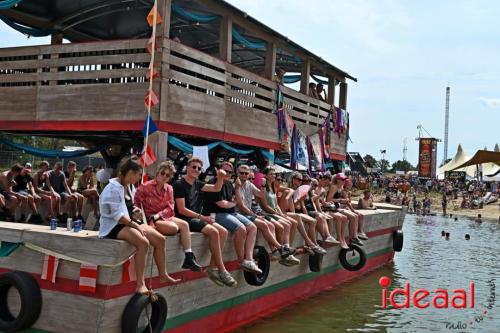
<box><xmin>99</xmin><ymin>157</ymin><xmax>180</xmax><ymax>294</ymax></box>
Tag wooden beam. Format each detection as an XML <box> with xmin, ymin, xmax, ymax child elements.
<box><xmin>339</xmin><ymin>82</ymin><xmax>348</xmax><ymax>110</ymax></box>
<box><xmin>264</xmin><ymin>42</ymin><xmax>277</xmax><ymax>80</ymax></box>
<box><xmin>219</xmin><ymin>15</ymin><xmax>233</xmax><ymax>62</ymax></box>
<box><xmin>300</xmin><ymin>59</ymin><xmax>310</xmax><ymax>94</ymax></box>
<box><xmin>157</xmin><ymin>0</ymin><xmax>172</xmax><ymax>41</ymax></box>
<box><xmin>327</xmin><ymin>75</ymin><xmax>336</xmax><ymax>105</ymax></box>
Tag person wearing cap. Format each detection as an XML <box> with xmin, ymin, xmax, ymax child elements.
<box><xmin>76</xmin><ymin>166</ymin><xmax>100</xmax><ymax>219</ymax></box>
<box><xmin>12</xmin><ymin>162</ymin><xmax>42</xmax><ymax>223</ymax></box>
<box><xmin>326</xmin><ymin>173</ymin><xmax>364</xmax><ymax>246</ymax></box>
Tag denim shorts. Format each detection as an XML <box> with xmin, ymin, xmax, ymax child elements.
<box><xmin>215</xmin><ymin>212</ymin><xmax>252</xmax><ymax>233</ymax></box>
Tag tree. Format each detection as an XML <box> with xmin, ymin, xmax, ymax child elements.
<box><xmin>391</xmin><ymin>160</ymin><xmax>415</xmax><ymax>173</ymax></box>
<box><xmin>377</xmin><ymin>159</ymin><xmax>390</xmax><ymax>172</ymax></box>
<box><xmin>363</xmin><ymin>154</ymin><xmax>377</xmax><ymax>168</ymax></box>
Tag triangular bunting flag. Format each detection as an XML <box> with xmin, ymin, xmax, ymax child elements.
<box><xmin>142</xmin><ymin>173</ymin><xmax>149</xmax><ymax>184</ymax></box>
<box><xmin>79</xmin><ymin>263</ymin><xmax>98</xmax><ymax>293</ymax></box>
<box><xmin>146</xmin><ymin>65</ymin><xmax>159</xmax><ymax>81</ymax></box>
<box><xmin>122</xmin><ymin>255</ymin><xmax>137</xmax><ymax>283</ymax></box>
<box><xmin>41</xmin><ymin>254</ymin><xmax>59</xmax><ymax>283</ymax></box>
<box><xmin>144</xmin><ymin>90</ymin><xmax>160</xmax><ymax>109</ymax></box>
<box><xmin>146</xmin><ymin>36</ymin><xmax>160</xmax><ymax>54</ymax></box>
<box><xmin>140</xmin><ymin>144</ymin><xmax>157</xmax><ymax>167</ymax></box>
<box><xmin>147</xmin><ymin>6</ymin><xmax>163</xmax><ymax>27</ymax></box>
<box><xmin>142</xmin><ymin>115</ymin><xmax>158</xmax><ymax>137</ymax></box>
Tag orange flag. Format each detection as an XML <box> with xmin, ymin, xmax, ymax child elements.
<box><xmin>146</xmin><ymin>65</ymin><xmax>159</xmax><ymax>81</ymax></box>
<box><xmin>144</xmin><ymin>90</ymin><xmax>160</xmax><ymax>109</ymax></box>
<box><xmin>140</xmin><ymin>144</ymin><xmax>157</xmax><ymax>167</ymax></box>
<box><xmin>147</xmin><ymin>6</ymin><xmax>163</xmax><ymax>27</ymax></box>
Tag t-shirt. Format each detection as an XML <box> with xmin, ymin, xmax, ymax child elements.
<box><xmin>48</xmin><ymin>170</ymin><xmax>67</xmax><ymax>194</ymax></box>
<box><xmin>13</xmin><ymin>173</ymin><xmax>32</xmax><ymax>192</ymax></box>
<box><xmin>203</xmin><ymin>180</ymin><xmax>235</xmax><ymax>214</ymax></box>
<box><xmin>236</xmin><ymin>181</ymin><xmax>259</xmax><ymax>213</ymax></box>
<box><xmin>173</xmin><ymin>178</ymin><xmax>206</xmax><ymax>219</ymax></box>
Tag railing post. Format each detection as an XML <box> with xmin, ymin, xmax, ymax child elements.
<box><xmin>339</xmin><ymin>81</ymin><xmax>348</xmax><ymax>110</ymax></box>
<box><xmin>264</xmin><ymin>42</ymin><xmax>276</xmax><ymax>80</ymax></box>
<box><xmin>300</xmin><ymin>58</ymin><xmax>310</xmax><ymax>95</ymax></box>
<box><xmin>327</xmin><ymin>75</ymin><xmax>336</xmax><ymax>106</ymax></box>
<box><xmin>219</xmin><ymin>15</ymin><xmax>233</xmax><ymax>62</ymax></box>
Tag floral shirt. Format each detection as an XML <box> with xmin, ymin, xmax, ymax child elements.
<box><xmin>134</xmin><ymin>179</ymin><xmax>174</xmax><ymax>221</ymax></box>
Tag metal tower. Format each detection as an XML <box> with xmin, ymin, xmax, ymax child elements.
<box><xmin>443</xmin><ymin>86</ymin><xmax>450</xmax><ymax>164</ymax></box>
<box><xmin>403</xmin><ymin>137</ymin><xmax>408</xmax><ymax>162</ymax></box>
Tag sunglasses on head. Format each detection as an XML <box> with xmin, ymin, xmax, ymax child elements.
<box><xmin>191</xmin><ymin>165</ymin><xmax>202</xmax><ymax>171</ymax></box>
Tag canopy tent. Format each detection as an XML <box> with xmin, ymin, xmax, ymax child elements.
<box><xmin>451</xmin><ymin>149</ymin><xmax>500</xmax><ymax>182</ymax></box>
<box><xmin>481</xmin><ymin>144</ymin><xmax>500</xmax><ymax>178</ymax></box>
<box><xmin>436</xmin><ymin>144</ymin><xmax>476</xmax><ymax>180</ymax></box>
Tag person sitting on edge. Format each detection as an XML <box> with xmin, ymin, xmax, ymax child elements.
<box><xmin>99</xmin><ymin>157</ymin><xmax>180</xmax><ymax>294</ymax></box>
<box><xmin>475</xmin><ymin>214</ymin><xmax>482</xmax><ymax>223</ymax></box>
<box><xmin>12</xmin><ymin>163</ymin><xmax>42</xmax><ymax>223</ymax></box>
<box><xmin>32</xmin><ymin>161</ymin><xmax>58</xmax><ymax>222</ymax></box>
<box><xmin>316</xmin><ymin>83</ymin><xmax>327</xmax><ymax>101</ymax></box>
<box><xmin>77</xmin><ymin>166</ymin><xmax>100</xmax><ymax>219</ymax></box>
<box><xmin>173</xmin><ymin>157</ymin><xmax>237</xmax><ymax>287</ymax></box>
<box><xmin>46</xmin><ymin>162</ymin><xmax>75</xmax><ymax>224</ymax></box>
<box><xmin>308</xmin><ymin>82</ymin><xmax>319</xmax><ymax>99</ymax></box>
<box><xmin>204</xmin><ymin>162</ymin><xmax>262</xmax><ymax>274</ymax></box>
<box><xmin>326</xmin><ymin>173</ymin><xmax>363</xmax><ymax>246</ymax></box>
<box><xmin>291</xmin><ymin>173</ymin><xmax>338</xmax><ymax>248</ymax></box>
<box><xmin>65</xmin><ymin>161</ymin><xmax>85</xmax><ymax>222</ymax></box>
<box><xmin>0</xmin><ymin>164</ymin><xmax>23</xmax><ymax>221</ymax></box>
<box><xmin>234</xmin><ymin>164</ymin><xmax>293</xmax><ymax>261</ymax></box>
<box><xmin>358</xmin><ymin>190</ymin><xmax>377</xmax><ymax>210</ymax></box>
<box><xmin>342</xmin><ymin>178</ymin><xmax>368</xmax><ymax>241</ymax></box>
<box><xmin>134</xmin><ymin>161</ymin><xmax>202</xmax><ymax>272</ymax></box>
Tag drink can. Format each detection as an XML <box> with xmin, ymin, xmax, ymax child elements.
<box><xmin>66</xmin><ymin>218</ymin><xmax>73</xmax><ymax>231</ymax></box>
<box><xmin>73</xmin><ymin>219</ymin><xmax>82</xmax><ymax>232</ymax></box>
<box><xmin>50</xmin><ymin>218</ymin><xmax>57</xmax><ymax>230</ymax></box>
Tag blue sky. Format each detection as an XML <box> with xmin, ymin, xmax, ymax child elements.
<box><xmin>2</xmin><ymin>0</ymin><xmax>499</xmax><ymax>166</ymax></box>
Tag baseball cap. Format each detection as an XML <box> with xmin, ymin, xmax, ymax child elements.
<box><xmin>24</xmin><ymin>162</ymin><xmax>33</xmax><ymax>172</ymax></box>
<box><xmin>334</xmin><ymin>173</ymin><xmax>348</xmax><ymax>181</ymax></box>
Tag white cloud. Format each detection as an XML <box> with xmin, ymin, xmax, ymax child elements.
<box><xmin>479</xmin><ymin>97</ymin><xmax>500</xmax><ymax>109</ymax></box>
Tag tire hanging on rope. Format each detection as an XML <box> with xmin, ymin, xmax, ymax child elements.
<box><xmin>339</xmin><ymin>244</ymin><xmax>367</xmax><ymax>271</ymax></box>
<box><xmin>244</xmin><ymin>246</ymin><xmax>270</xmax><ymax>286</ymax></box>
<box><xmin>121</xmin><ymin>292</ymin><xmax>168</xmax><ymax>333</ymax></box>
<box><xmin>0</xmin><ymin>271</ymin><xmax>42</xmax><ymax>333</ymax></box>
<box><xmin>309</xmin><ymin>252</ymin><xmax>323</xmax><ymax>272</ymax></box>
<box><xmin>393</xmin><ymin>229</ymin><xmax>404</xmax><ymax>252</ymax></box>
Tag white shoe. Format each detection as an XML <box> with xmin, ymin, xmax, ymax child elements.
<box><xmin>241</xmin><ymin>260</ymin><xmax>263</xmax><ymax>274</ymax></box>
<box><xmin>357</xmin><ymin>232</ymin><xmax>368</xmax><ymax>240</ymax></box>
<box><xmin>286</xmin><ymin>255</ymin><xmax>301</xmax><ymax>265</ymax></box>
<box><xmin>24</xmin><ymin>213</ymin><xmax>32</xmax><ymax>223</ymax></box>
<box><xmin>323</xmin><ymin>236</ymin><xmax>340</xmax><ymax>245</ymax></box>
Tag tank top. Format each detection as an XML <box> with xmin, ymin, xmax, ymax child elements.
<box><xmin>333</xmin><ymin>189</ymin><xmax>342</xmax><ymax>208</ymax></box>
<box><xmin>77</xmin><ymin>176</ymin><xmax>88</xmax><ymax>192</ymax></box>
<box><xmin>265</xmin><ymin>190</ymin><xmax>278</xmax><ymax>210</ymax></box>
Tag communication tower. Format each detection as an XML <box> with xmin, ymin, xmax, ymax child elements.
<box><xmin>443</xmin><ymin>86</ymin><xmax>450</xmax><ymax>164</ymax></box>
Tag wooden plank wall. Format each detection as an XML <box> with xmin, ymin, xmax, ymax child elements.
<box><xmin>0</xmin><ymin>39</ymin><xmax>346</xmax><ymax>156</ymax></box>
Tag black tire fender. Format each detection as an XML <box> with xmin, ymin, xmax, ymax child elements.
<box><xmin>243</xmin><ymin>246</ymin><xmax>270</xmax><ymax>286</ymax></box>
<box><xmin>0</xmin><ymin>271</ymin><xmax>42</xmax><ymax>333</ymax></box>
<box><xmin>339</xmin><ymin>244</ymin><xmax>367</xmax><ymax>271</ymax></box>
<box><xmin>393</xmin><ymin>229</ymin><xmax>404</xmax><ymax>252</ymax></box>
<box><xmin>121</xmin><ymin>292</ymin><xmax>168</xmax><ymax>333</ymax></box>
<box><xmin>309</xmin><ymin>253</ymin><xmax>323</xmax><ymax>272</ymax></box>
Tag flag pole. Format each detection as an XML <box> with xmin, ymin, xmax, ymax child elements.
<box><xmin>142</xmin><ymin>0</ymin><xmax>159</xmax><ymax>184</ymax></box>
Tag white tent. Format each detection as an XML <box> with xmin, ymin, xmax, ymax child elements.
<box><xmin>436</xmin><ymin>144</ymin><xmax>476</xmax><ymax>179</ymax></box>
<box><xmin>483</xmin><ymin>143</ymin><xmax>500</xmax><ymax>179</ymax></box>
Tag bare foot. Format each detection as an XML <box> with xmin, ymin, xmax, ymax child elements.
<box><xmin>159</xmin><ymin>274</ymin><xmax>181</xmax><ymax>284</ymax></box>
<box><xmin>136</xmin><ymin>285</ymin><xmax>150</xmax><ymax>295</ymax></box>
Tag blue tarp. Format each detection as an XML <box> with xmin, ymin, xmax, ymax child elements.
<box><xmin>0</xmin><ymin>0</ymin><xmax>23</xmax><ymax>10</ymax></box>
<box><xmin>0</xmin><ymin>139</ymin><xmax>106</xmax><ymax>158</ymax></box>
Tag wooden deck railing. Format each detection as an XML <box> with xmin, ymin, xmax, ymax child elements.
<box><xmin>0</xmin><ymin>39</ymin><xmax>345</xmax><ymax>156</ymax></box>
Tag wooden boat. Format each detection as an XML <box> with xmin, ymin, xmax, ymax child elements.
<box><xmin>0</xmin><ymin>205</ymin><xmax>406</xmax><ymax>333</ymax></box>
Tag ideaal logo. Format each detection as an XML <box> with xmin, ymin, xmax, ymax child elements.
<box><xmin>379</xmin><ymin>277</ymin><xmax>496</xmax><ymax>330</ymax></box>
<box><xmin>379</xmin><ymin>276</ymin><xmax>474</xmax><ymax>309</ymax></box>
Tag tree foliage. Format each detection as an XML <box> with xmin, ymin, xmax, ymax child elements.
<box><xmin>377</xmin><ymin>159</ymin><xmax>390</xmax><ymax>172</ymax></box>
<box><xmin>363</xmin><ymin>154</ymin><xmax>377</xmax><ymax>167</ymax></box>
<box><xmin>391</xmin><ymin>160</ymin><xmax>415</xmax><ymax>173</ymax></box>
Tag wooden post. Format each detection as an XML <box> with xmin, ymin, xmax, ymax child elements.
<box><xmin>157</xmin><ymin>0</ymin><xmax>171</xmax><ymax>40</ymax></box>
<box><xmin>219</xmin><ymin>15</ymin><xmax>232</xmax><ymax>62</ymax></box>
<box><xmin>300</xmin><ymin>59</ymin><xmax>310</xmax><ymax>94</ymax></box>
<box><xmin>327</xmin><ymin>75</ymin><xmax>336</xmax><ymax>105</ymax></box>
<box><xmin>339</xmin><ymin>82</ymin><xmax>348</xmax><ymax>110</ymax></box>
<box><xmin>264</xmin><ymin>42</ymin><xmax>276</xmax><ymax>80</ymax></box>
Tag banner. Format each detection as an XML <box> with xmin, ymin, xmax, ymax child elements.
<box><xmin>445</xmin><ymin>171</ymin><xmax>466</xmax><ymax>182</ymax></box>
<box><xmin>418</xmin><ymin>138</ymin><xmax>438</xmax><ymax>178</ymax></box>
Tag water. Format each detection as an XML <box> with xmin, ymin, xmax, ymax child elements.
<box><xmin>236</xmin><ymin>215</ymin><xmax>500</xmax><ymax>333</ymax></box>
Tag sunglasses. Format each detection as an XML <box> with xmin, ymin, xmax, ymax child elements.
<box><xmin>248</xmin><ymin>177</ymin><xmax>255</xmax><ymax>181</ymax></box>
<box><xmin>239</xmin><ymin>171</ymin><xmax>249</xmax><ymax>175</ymax></box>
<box><xmin>223</xmin><ymin>169</ymin><xmax>233</xmax><ymax>174</ymax></box>
<box><xmin>191</xmin><ymin>165</ymin><xmax>202</xmax><ymax>171</ymax></box>
<box><xmin>159</xmin><ymin>171</ymin><xmax>171</xmax><ymax>177</ymax></box>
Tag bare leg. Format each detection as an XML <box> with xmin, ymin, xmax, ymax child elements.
<box><xmin>116</xmin><ymin>226</ymin><xmax>150</xmax><ymax>293</ymax></box>
<box><xmin>202</xmin><ymin>224</ymin><xmax>227</xmax><ymax>272</ymax></box>
<box><xmin>254</xmin><ymin>218</ymin><xmax>281</xmax><ymax>249</ymax></box>
<box><xmin>287</xmin><ymin>213</ymin><xmax>314</xmax><ymax>246</ymax></box>
<box><xmin>244</xmin><ymin>223</ymin><xmax>257</xmax><ymax>261</ymax></box>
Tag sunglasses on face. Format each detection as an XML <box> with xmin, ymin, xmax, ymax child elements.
<box><xmin>191</xmin><ymin>165</ymin><xmax>202</xmax><ymax>171</ymax></box>
<box><xmin>248</xmin><ymin>177</ymin><xmax>255</xmax><ymax>181</ymax></box>
<box><xmin>159</xmin><ymin>171</ymin><xmax>171</xmax><ymax>177</ymax></box>
<box><xmin>239</xmin><ymin>171</ymin><xmax>249</xmax><ymax>175</ymax></box>
<box><xmin>223</xmin><ymin>169</ymin><xmax>233</xmax><ymax>174</ymax></box>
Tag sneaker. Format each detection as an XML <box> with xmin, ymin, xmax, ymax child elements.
<box><xmin>219</xmin><ymin>270</ymin><xmax>237</xmax><ymax>287</ymax></box>
<box><xmin>241</xmin><ymin>260</ymin><xmax>262</xmax><ymax>274</ymax></box>
<box><xmin>357</xmin><ymin>232</ymin><xmax>368</xmax><ymax>240</ymax></box>
<box><xmin>312</xmin><ymin>245</ymin><xmax>327</xmax><ymax>254</ymax></box>
<box><xmin>271</xmin><ymin>249</ymin><xmax>281</xmax><ymax>260</ymax></box>
<box><xmin>278</xmin><ymin>245</ymin><xmax>294</xmax><ymax>258</ymax></box>
<box><xmin>206</xmin><ymin>268</ymin><xmax>224</xmax><ymax>287</ymax></box>
<box><xmin>182</xmin><ymin>252</ymin><xmax>203</xmax><ymax>272</ymax></box>
<box><xmin>323</xmin><ymin>236</ymin><xmax>340</xmax><ymax>245</ymax></box>
<box><xmin>286</xmin><ymin>255</ymin><xmax>301</xmax><ymax>265</ymax></box>
<box><xmin>351</xmin><ymin>238</ymin><xmax>364</xmax><ymax>246</ymax></box>
<box><xmin>304</xmin><ymin>245</ymin><xmax>315</xmax><ymax>255</ymax></box>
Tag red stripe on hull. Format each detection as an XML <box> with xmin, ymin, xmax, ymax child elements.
<box><xmin>166</xmin><ymin>252</ymin><xmax>394</xmax><ymax>333</ymax></box>
<box><xmin>366</xmin><ymin>226</ymin><xmax>398</xmax><ymax>238</ymax></box>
